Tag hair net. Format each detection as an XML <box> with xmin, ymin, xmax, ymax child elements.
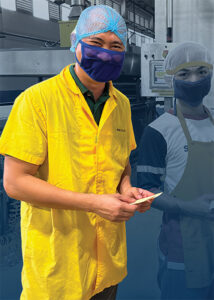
<box><xmin>70</xmin><ymin>5</ymin><xmax>127</xmax><ymax>52</ymax></box>
<box><xmin>165</xmin><ymin>42</ymin><xmax>213</xmax><ymax>75</ymax></box>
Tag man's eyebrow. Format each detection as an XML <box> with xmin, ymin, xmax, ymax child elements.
<box><xmin>178</xmin><ymin>66</ymin><xmax>208</xmax><ymax>73</ymax></box>
<box><xmin>177</xmin><ymin>68</ymin><xmax>190</xmax><ymax>73</ymax></box>
<box><xmin>111</xmin><ymin>40</ymin><xmax>123</xmax><ymax>45</ymax></box>
<box><xmin>198</xmin><ymin>66</ymin><xmax>208</xmax><ymax>70</ymax></box>
<box><xmin>87</xmin><ymin>37</ymin><xmax>104</xmax><ymax>42</ymax></box>
<box><xmin>87</xmin><ymin>36</ymin><xmax>123</xmax><ymax>46</ymax></box>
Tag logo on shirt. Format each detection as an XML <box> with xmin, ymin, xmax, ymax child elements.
<box><xmin>184</xmin><ymin>145</ymin><xmax>188</xmax><ymax>152</ymax></box>
<box><xmin>116</xmin><ymin>128</ymin><xmax>126</xmax><ymax>132</ymax></box>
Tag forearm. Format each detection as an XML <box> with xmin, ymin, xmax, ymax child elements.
<box><xmin>150</xmin><ymin>188</ymin><xmax>181</xmax><ymax>213</ymax></box>
<box><xmin>3</xmin><ymin>157</ymin><xmax>138</xmax><ymax>221</ymax></box>
<box><xmin>150</xmin><ymin>187</ymin><xmax>214</xmax><ymax>219</ymax></box>
<box><xmin>117</xmin><ymin>162</ymin><xmax>132</xmax><ymax>194</ymax></box>
<box><xmin>4</xmin><ymin>173</ymin><xmax>98</xmax><ymax>211</ymax></box>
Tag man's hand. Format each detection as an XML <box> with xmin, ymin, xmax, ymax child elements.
<box><xmin>183</xmin><ymin>194</ymin><xmax>214</xmax><ymax>220</ymax></box>
<box><xmin>120</xmin><ymin>186</ymin><xmax>154</xmax><ymax>213</ymax></box>
<box><xmin>93</xmin><ymin>193</ymin><xmax>138</xmax><ymax>222</ymax></box>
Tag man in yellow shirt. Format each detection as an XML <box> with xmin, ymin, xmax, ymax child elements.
<box><xmin>0</xmin><ymin>5</ymin><xmax>153</xmax><ymax>300</ymax></box>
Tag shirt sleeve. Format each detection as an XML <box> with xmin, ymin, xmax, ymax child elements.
<box><xmin>137</xmin><ymin>125</ymin><xmax>167</xmax><ymax>190</ymax></box>
<box><xmin>0</xmin><ymin>89</ymin><xmax>47</xmax><ymax>165</ymax></box>
<box><xmin>129</xmin><ymin>105</ymin><xmax>137</xmax><ymax>152</ymax></box>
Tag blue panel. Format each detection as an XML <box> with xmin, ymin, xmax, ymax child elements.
<box><xmin>0</xmin><ymin>131</ymin><xmax>23</xmax><ymax>300</ymax></box>
<box><xmin>0</xmin><ymin>90</ymin><xmax>23</xmax><ymax>105</ymax></box>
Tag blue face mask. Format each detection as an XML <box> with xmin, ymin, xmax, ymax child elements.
<box><xmin>173</xmin><ymin>74</ymin><xmax>212</xmax><ymax>107</ymax></box>
<box><xmin>74</xmin><ymin>40</ymin><xmax>125</xmax><ymax>82</ymax></box>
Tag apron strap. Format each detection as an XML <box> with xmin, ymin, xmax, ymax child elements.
<box><xmin>176</xmin><ymin>103</ymin><xmax>193</xmax><ymax>144</ymax></box>
<box><xmin>203</xmin><ymin>105</ymin><xmax>214</xmax><ymax>126</ymax></box>
<box><xmin>176</xmin><ymin>103</ymin><xmax>214</xmax><ymax>143</ymax></box>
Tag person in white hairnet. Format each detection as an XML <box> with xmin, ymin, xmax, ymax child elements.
<box><xmin>137</xmin><ymin>42</ymin><xmax>214</xmax><ymax>299</ymax></box>
<box><xmin>0</xmin><ymin>5</ymin><xmax>153</xmax><ymax>300</ymax></box>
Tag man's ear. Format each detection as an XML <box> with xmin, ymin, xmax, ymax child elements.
<box><xmin>70</xmin><ymin>28</ymin><xmax>77</xmax><ymax>52</ymax></box>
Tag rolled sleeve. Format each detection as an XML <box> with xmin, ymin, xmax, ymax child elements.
<box><xmin>0</xmin><ymin>89</ymin><xmax>47</xmax><ymax>165</ymax></box>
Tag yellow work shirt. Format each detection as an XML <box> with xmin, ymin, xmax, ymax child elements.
<box><xmin>0</xmin><ymin>65</ymin><xmax>136</xmax><ymax>300</ymax></box>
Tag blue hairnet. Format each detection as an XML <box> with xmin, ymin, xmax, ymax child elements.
<box><xmin>70</xmin><ymin>5</ymin><xmax>127</xmax><ymax>52</ymax></box>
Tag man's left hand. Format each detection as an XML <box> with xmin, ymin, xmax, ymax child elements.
<box><xmin>121</xmin><ymin>187</ymin><xmax>154</xmax><ymax>213</ymax></box>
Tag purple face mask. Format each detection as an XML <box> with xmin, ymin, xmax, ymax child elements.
<box><xmin>75</xmin><ymin>40</ymin><xmax>125</xmax><ymax>82</ymax></box>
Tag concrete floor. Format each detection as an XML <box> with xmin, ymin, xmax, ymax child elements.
<box><xmin>117</xmin><ymin>208</ymin><xmax>162</xmax><ymax>300</ymax></box>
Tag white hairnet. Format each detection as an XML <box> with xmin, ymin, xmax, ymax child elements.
<box><xmin>165</xmin><ymin>42</ymin><xmax>213</xmax><ymax>75</ymax></box>
<box><xmin>70</xmin><ymin>5</ymin><xmax>127</xmax><ymax>52</ymax></box>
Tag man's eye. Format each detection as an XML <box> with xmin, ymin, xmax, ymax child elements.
<box><xmin>179</xmin><ymin>73</ymin><xmax>187</xmax><ymax>77</ymax></box>
<box><xmin>200</xmin><ymin>70</ymin><xmax>208</xmax><ymax>75</ymax></box>
<box><xmin>91</xmin><ymin>41</ymin><xmax>102</xmax><ymax>46</ymax></box>
<box><xmin>112</xmin><ymin>45</ymin><xmax>123</xmax><ymax>50</ymax></box>
<box><xmin>93</xmin><ymin>41</ymin><xmax>100</xmax><ymax>44</ymax></box>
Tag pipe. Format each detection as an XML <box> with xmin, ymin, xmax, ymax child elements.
<box><xmin>0</xmin><ymin>31</ymin><xmax>59</xmax><ymax>46</ymax></box>
<box><xmin>70</xmin><ymin>0</ymin><xmax>85</xmax><ymax>5</ymax></box>
<box><xmin>121</xmin><ymin>0</ymin><xmax>127</xmax><ymax>20</ymax></box>
<box><xmin>166</xmin><ymin>0</ymin><xmax>173</xmax><ymax>42</ymax></box>
<box><xmin>68</xmin><ymin>0</ymin><xmax>86</xmax><ymax>20</ymax></box>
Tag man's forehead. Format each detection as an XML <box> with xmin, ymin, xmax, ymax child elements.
<box><xmin>177</xmin><ymin>65</ymin><xmax>210</xmax><ymax>72</ymax></box>
<box><xmin>86</xmin><ymin>32</ymin><xmax>123</xmax><ymax>43</ymax></box>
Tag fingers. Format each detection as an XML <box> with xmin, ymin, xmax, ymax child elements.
<box><xmin>116</xmin><ymin>193</ymin><xmax>136</xmax><ymax>204</ymax></box>
<box><xmin>137</xmin><ymin>204</ymin><xmax>151</xmax><ymax>213</ymax></box>
<box><xmin>136</xmin><ymin>199</ymin><xmax>152</xmax><ymax>213</ymax></box>
<box><xmin>109</xmin><ymin>209</ymin><xmax>135</xmax><ymax>222</ymax></box>
<box><xmin>138</xmin><ymin>188</ymin><xmax>154</xmax><ymax>198</ymax></box>
<box><xmin>131</xmin><ymin>188</ymin><xmax>142</xmax><ymax>200</ymax></box>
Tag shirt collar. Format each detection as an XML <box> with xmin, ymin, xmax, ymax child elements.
<box><xmin>62</xmin><ymin>64</ymin><xmax>116</xmax><ymax>98</ymax></box>
<box><xmin>69</xmin><ymin>64</ymin><xmax>88</xmax><ymax>95</ymax></box>
<box><xmin>69</xmin><ymin>64</ymin><xmax>110</xmax><ymax>98</ymax></box>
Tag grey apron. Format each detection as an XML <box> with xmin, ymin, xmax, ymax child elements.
<box><xmin>171</xmin><ymin>104</ymin><xmax>214</xmax><ymax>288</ymax></box>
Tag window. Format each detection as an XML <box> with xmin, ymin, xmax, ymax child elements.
<box><xmin>150</xmin><ymin>17</ymin><xmax>154</xmax><ymax>30</ymax></box>
<box><xmin>106</xmin><ymin>0</ymin><xmax>113</xmax><ymax>7</ymax></box>
<box><xmin>135</xmin><ymin>14</ymin><xmax>140</xmax><ymax>24</ymax></box>
<box><xmin>95</xmin><ymin>0</ymin><xmax>105</xmax><ymax>4</ymax></box>
<box><xmin>112</xmin><ymin>2</ymin><xmax>120</xmax><ymax>13</ymax></box>
<box><xmin>145</xmin><ymin>18</ymin><xmax>149</xmax><ymax>28</ymax></box>
<box><xmin>128</xmin><ymin>11</ymin><xmax>134</xmax><ymax>22</ymax></box>
<box><xmin>61</xmin><ymin>3</ymin><xmax>70</xmax><ymax>21</ymax></box>
<box><xmin>128</xmin><ymin>29</ymin><xmax>136</xmax><ymax>45</ymax></box>
<box><xmin>33</xmin><ymin>0</ymin><xmax>49</xmax><ymax>20</ymax></box>
<box><xmin>16</xmin><ymin>0</ymin><xmax>33</xmax><ymax>14</ymax></box>
<box><xmin>136</xmin><ymin>33</ymin><xmax>141</xmax><ymax>47</ymax></box>
<box><xmin>49</xmin><ymin>1</ymin><xmax>60</xmax><ymax>22</ymax></box>
<box><xmin>0</xmin><ymin>0</ymin><xmax>16</xmax><ymax>11</ymax></box>
<box><xmin>140</xmin><ymin>16</ymin><xmax>145</xmax><ymax>27</ymax></box>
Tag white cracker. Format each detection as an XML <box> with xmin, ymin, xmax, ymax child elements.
<box><xmin>129</xmin><ymin>192</ymin><xmax>163</xmax><ymax>205</ymax></box>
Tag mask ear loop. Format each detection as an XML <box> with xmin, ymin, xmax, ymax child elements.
<box><xmin>75</xmin><ymin>52</ymin><xmax>81</xmax><ymax>65</ymax></box>
<box><xmin>172</xmin><ymin>75</ymin><xmax>177</xmax><ymax>116</ymax></box>
<box><xmin>75</xmin><ymin>40</ymin><xmax>84</xmax><ymax>66</ymax></box>
<box><xmin>173</xmin><ymin>98</ymin><xmax>177</xmax><ymax>116</ymax></box>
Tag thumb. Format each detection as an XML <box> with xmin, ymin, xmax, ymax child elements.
<box><xmin>132</xmin><ymin>188</ymin><xmax>142</xmax><ymax>199</ymax></box>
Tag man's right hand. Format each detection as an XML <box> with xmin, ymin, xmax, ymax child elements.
<box><xmin>183</xmin><ymin>194</ymin><xmax>214</xmax><ymax>220</ymax></box>
<box><xmin>3</xmin><ymin>156</ymin><xmax>138</xmax><ymax>218</ymax></box>
<box><xmin>92</xmin><ymin>193</ymin><xmax>138</xmax><ymax>222</ymax></box>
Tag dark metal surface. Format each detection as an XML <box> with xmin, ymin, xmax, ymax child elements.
<box><xmin>0</xmin><ymin>45</ymin><xmax>140</xmax><ymax>77</ymax></box>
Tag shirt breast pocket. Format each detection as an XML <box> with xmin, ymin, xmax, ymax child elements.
<box><xmin>103</xmin><ymin>129</ymin><xmax>130</xmax><ymax>169</ymax></box>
